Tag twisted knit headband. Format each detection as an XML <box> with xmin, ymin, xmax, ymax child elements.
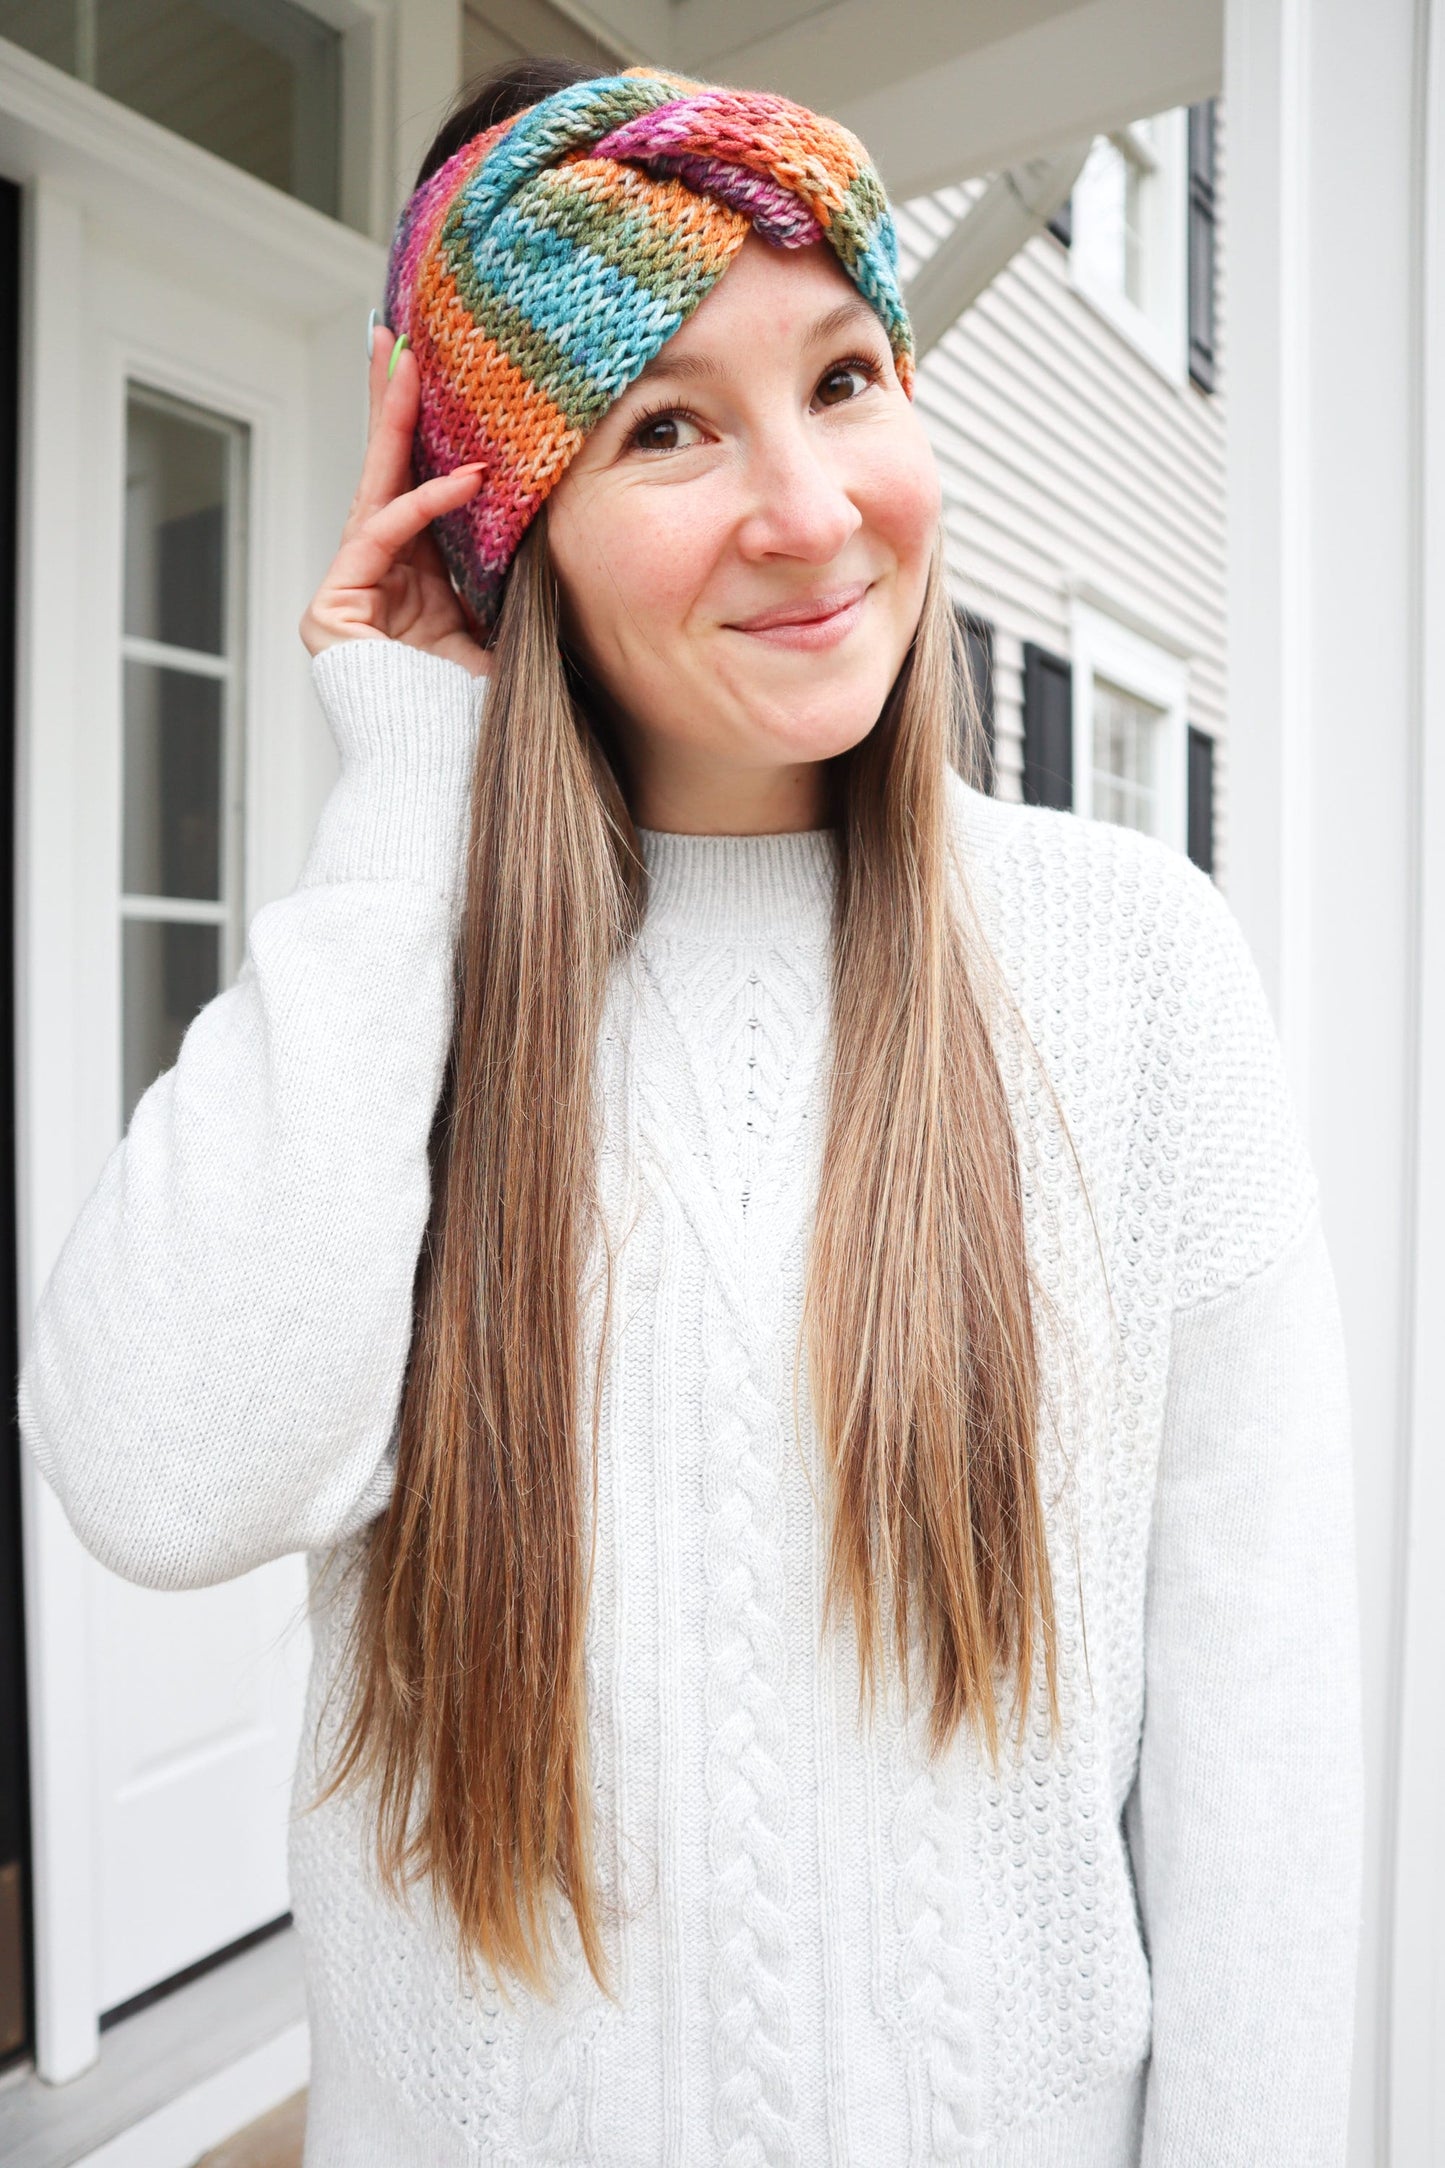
<box><xmin>383</xmin><ymin>67</ymin><xmax>916</xmax><ymax>636</ymax></box>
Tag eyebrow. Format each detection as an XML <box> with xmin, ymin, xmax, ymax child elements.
<box><xmin>629</xmin><ymin>296</ymin><xmax>883</xmax><ymax>388</ymax></box>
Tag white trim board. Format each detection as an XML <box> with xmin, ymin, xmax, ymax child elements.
<box><xmin>0</xmin><ymin>1929</ymin><xmax>307</xmax><ymax>2168</ymax></box>
<box><xmin>72</xmin><ymin>2030</ymin><xmax>306</xmax><ymax>2168</ymax></box>
<box><xmin>1387</xmin><ymin>0</ymin><xmax>1445</xmax><ymax>2151</ymax></box>
<box><xmin>1062</xmin><ymin>574</ymin><xmax>1198</xmax><ymax>661</ymax></box>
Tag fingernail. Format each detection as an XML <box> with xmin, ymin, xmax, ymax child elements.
<box><xmin>387</xmin><ymin>333</ymin><xmax>410</xmax><ymax>382</ymax></box>
<box><xmin>366</xmin><ymin>307</ymin><xmax>382</xmax><ymax>359</ymax></box>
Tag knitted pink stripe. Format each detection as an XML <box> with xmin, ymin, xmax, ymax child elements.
<box><xmin>592</xmin><ymin>115</ymin><xmax>825</xmax><ymax>249</ymax></box>
<box><xmin>629</xmin><ymin>151</ymin><xmax>823</xmax><ymax>248</ymax></box>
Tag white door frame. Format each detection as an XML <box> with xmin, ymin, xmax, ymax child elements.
<box><xmin>0</xmin><ymin>42</ymin><xmax>384</xmax><ymax>2082</ymax></box>
<box><xmin>1223</xmin><ymin>0</ymin><xmax>1445</xmax><ymax>2158</ymax></box>
<box><xmin>1390</xmin><ymin>3</ymin><xmax>1445</xmax><ymax>2155</ymax></box>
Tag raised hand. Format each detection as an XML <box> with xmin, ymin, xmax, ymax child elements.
<box><xmin>300</xmin><ymin>325</ymin><xmax>491</xmax><ymax>679</ymax></box>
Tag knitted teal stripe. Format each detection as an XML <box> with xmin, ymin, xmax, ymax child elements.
<box><xmin>456</xmin><ymin>73</ymin><xmax>681</xmax><ymax>236</ymax></box>
<box><xmin>441</xmin><ymin>208</ymin><xmax>603</xmax><ymax>430</ymax></box>
<box><xmin>526</xmin><ymin>163</ymin><xmax>748</xmax><ymax>296</ymax></box>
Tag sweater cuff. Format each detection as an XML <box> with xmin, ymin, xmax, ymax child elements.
<box><xmin>300</xmin><ymin>638</ymin><xmax>484</xmax><ymax>898</ymax></box>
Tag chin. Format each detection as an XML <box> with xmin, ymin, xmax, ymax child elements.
<box><xmin>750</xmin><ymin>681</ymin><xmax>900</xmax><ymax>764</ymax></box>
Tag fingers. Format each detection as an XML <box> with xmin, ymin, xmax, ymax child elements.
<box><xmin>353</xmin><ymin>329</ymin><xmax>421</xmax><ymax>530</ymax></box>
<box><xmin>328</xmin><ymin>465</ymin><xmax>484</xmax><ymax>596</ymax></box>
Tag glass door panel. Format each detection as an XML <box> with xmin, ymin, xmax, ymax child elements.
<box><xmin>122</xmin><ymin>662</ymin><xmax>224</xmax><ymax>899</ymax></box>
<box><xmin>123</xmin><ymin>397</ymin><xmax>229</xmax><ymax>656</ymax></box>
<box><xmin>120</xmin><ymin>387</ymin><xmax>245</xmax><ymax>1126</ymax></box>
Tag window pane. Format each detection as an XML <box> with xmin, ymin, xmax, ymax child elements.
<box><xmin>123</xmin><ymin>662</ymin><xmax>223</xmax><ymax>901</ymax></box>
<box><xmin>1080</xmin><ymin>139</ymin><xmax>1129</xmax><ymax>297</ymax></box>
<box><xmin>122</xmin><ymin>918</ymin><xmax>220</xmax><ymax>1124</ymax></box>
<box><xmin>1092</xmin><ymin>677</ymin><xmax>1161</xmax><ymax>836</ymax></box>
<box><xmin>98</xmin><ymin>0</ymin><xmax>340</xmax><ymax>216</ymax></box>
<box><xmin>0</xmin><ymin>2</ymin><xmax>77</xmax><ymax>70</ymax></box>
<box><xmin>125</xmin><ymin>398</ymin><xmax>230</xmax><ymax>654</ymax></box>
<box><xmin>1079</xmin><ymin>128</ymin><xmax>1153</xmax><ymax>309</ymax></box>
<box><xmin>0</xmin><ymin>0</ymin><xmax>342</xmax><ymax>219</ymax></box>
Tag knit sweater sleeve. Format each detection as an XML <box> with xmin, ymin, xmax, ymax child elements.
<box><xmin>17</xmin><ymin>638</ymin><xmax>481</xmax><ymax>1590</ymax></box>
<box><xmin>1126</xmin><ymin>868</ymin><xmax>1364</xmax><ymax>2165</ymax></box>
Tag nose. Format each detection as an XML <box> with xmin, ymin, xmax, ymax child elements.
<box><xmin>733</xmin><ymin>412</ymin><xmax>863</xmax><ymax>566</ymax></box>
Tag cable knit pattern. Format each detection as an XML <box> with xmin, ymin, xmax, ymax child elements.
<box><xmin>699</xmin><ymin>1270</ymin><xmax>798</xmax><ymax>2164</ymax></box>
<box><xmin>19</xmin><ymin>641</ymin><xmax>1362</xmax><ymax>2167</ymax></box>
<box><xmin>889</xmin><ymin>1695</ymin><xmax>981</xmax><ymax>2157</ymax></box>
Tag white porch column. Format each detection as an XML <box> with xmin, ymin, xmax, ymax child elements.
<box><xmin>1224</xmin><ymin>0</ymin><xmax>1444</xmax><ymax>2160</ymax></box>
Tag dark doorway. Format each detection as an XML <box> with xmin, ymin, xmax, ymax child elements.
<box><xmin>0</xmin><ymin>173</ymin><xmax>32</xmax><ymax>2070</ymax></box>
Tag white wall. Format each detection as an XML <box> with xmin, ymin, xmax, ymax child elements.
<box><xmin>1224</xmin><ymin>0</ymin><xmax>1445</xmax><ymax>2158</ymax></box>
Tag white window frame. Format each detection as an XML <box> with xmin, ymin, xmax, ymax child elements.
<box><xmin>1069</xmin><ymin>597</ymin><xmax>1190</xmax><ymax>852</ymax></box>
<box><xmin>1068</xmin><ymin>106</ymin><xmax>1190</xmax><ymax>386</ymax></box>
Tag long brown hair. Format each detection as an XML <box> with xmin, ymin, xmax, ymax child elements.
<box><xmin>315</xmin><ymin>62</ymin><xmax>1058</xmax><ymax>1998</ymax></box>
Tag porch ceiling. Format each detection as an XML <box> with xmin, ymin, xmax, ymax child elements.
<box><xmin>548</xmin><ymin>0</ymin><xmax>1223</xmax><ymax>192</ymax></box>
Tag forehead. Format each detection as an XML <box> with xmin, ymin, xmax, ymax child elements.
<box><xmin>636</xmin><ymin>232</ymin><xmax>880</xmax><ymax>380</ymax></box>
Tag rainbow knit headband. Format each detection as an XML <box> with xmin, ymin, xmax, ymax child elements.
<box><xmin>383</xmin><ymin>68</ymin><xmax>915</xmax><ymax>636</ymax></box>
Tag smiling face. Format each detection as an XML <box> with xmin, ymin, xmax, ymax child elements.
<box><xmin>544</xmin><ymin>231</ymin><xmax>942</xmax><ymax>834</ymax></box>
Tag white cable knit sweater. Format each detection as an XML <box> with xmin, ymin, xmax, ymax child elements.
<box><xmin>20</xmin><ymin>640</ymin><xmax>1363</xmax><ymax>2167</ymax></box>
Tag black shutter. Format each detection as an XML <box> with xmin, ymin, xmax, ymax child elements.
<box><xmin>1187</xmin><ymin>101</ymin><xmax>1217</xmax><ymax>394</ymax></box>
<box><xmin>952</xmin><ymin>606</ymin><xmax>996</xmax><ymax>793</ymax></box>
<box><xmin>1047</xmin><ymin>196</ymin><xmax>1072</xmax><ymax>248</ymax></box>
<box><xmin>0</xmin><ymin>177</ymin><xmax>29</xmax><ymax>2070</ymax></box>
<box><xmin>1186</xmin><ymin>725</ymin><xmax>1216</xmax><ymax>875</ymax></box>
<box><xmin>1022</xmin><ymin>642</ymin><xmax>1073</xmax><ymax>810</ymax></box>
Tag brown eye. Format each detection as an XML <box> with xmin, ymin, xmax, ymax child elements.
<box><xmin>630</xmin><ymin>409</ymin><xmax>703</xmax><ymax>453</ymax></box>
<box><xmin>815</xmin><ymin>362</ymin><xmax>875</xmax><ymax>407</ymax></box>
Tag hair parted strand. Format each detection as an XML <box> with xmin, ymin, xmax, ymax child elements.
<box><xmin>313</xmin><ymin>515</ymin><xmax>641</xmax><ymax>1995</ymax></box>
<box><xmin>808</xmin><ymin>549</ymin><xmax>1057</xmax><ymax>1759</ymax></box>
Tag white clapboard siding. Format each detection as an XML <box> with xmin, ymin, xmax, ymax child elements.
<box><xmin>897</xmin><ymin>105</ymin><xmax>1230</xmax><ymax>879</ymax></box>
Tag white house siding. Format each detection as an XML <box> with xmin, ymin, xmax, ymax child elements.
<box><xmin>895</xmin><ymin>110</ymin><xmax>1230</xmax><ymax>881</ymax></box>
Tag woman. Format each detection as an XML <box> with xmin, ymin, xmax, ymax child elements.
<box><xmin>20</xmin><ymin>58</ymin><xmax>1362</xmax><ymax>2168</ymax></box>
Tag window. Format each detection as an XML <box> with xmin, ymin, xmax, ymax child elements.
<box><xmin>0</xmin><ymin>0</ymin><xmax>343</xmax><ymax>219</ymax></box>
<box><xmin>1069</xmin><ymin>600</ymin><xmax>1189</xmax><ymax>850</ymax></box>
<box><xmin>1068</xmin><ymin>108</ymin><xmax>1189</xmax><ymax>383</ymax></box>
<box><xmin>120</xmin><ymin>387</ymin><xmax>247</xmax><ymax>1126</ymax></box>
<box><xmin>1091</xmin><ymin>679</ymin><xmax>1162</xmax><ymax>835</ymax></box>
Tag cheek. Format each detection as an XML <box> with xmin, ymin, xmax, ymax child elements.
<box><xmin>550</xmin><ymin>486</ymin><xmax>720</xmax><ymax>674</ymax></box>
<box><xmin>856</xmin><ymin>417</ymin><xmax>942</xmax><ymax>578</ymax></box>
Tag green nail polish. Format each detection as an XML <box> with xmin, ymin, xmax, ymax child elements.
<box><xmin>387</xmin><ymin>333</ymin><xmax>410</xmax><ymax>381</ymax></box>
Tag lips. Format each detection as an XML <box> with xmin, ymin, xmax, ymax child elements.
<box><xmin>726</xmin><ymin>580</ymin><xmax>872</xmax><ymax>633</ymax></box>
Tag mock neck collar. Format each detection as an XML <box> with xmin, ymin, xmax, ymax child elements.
<box><xmin>637</xmin><ymin>824</ymin><xmax>838</xmax><ymax>943</ymax></box>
